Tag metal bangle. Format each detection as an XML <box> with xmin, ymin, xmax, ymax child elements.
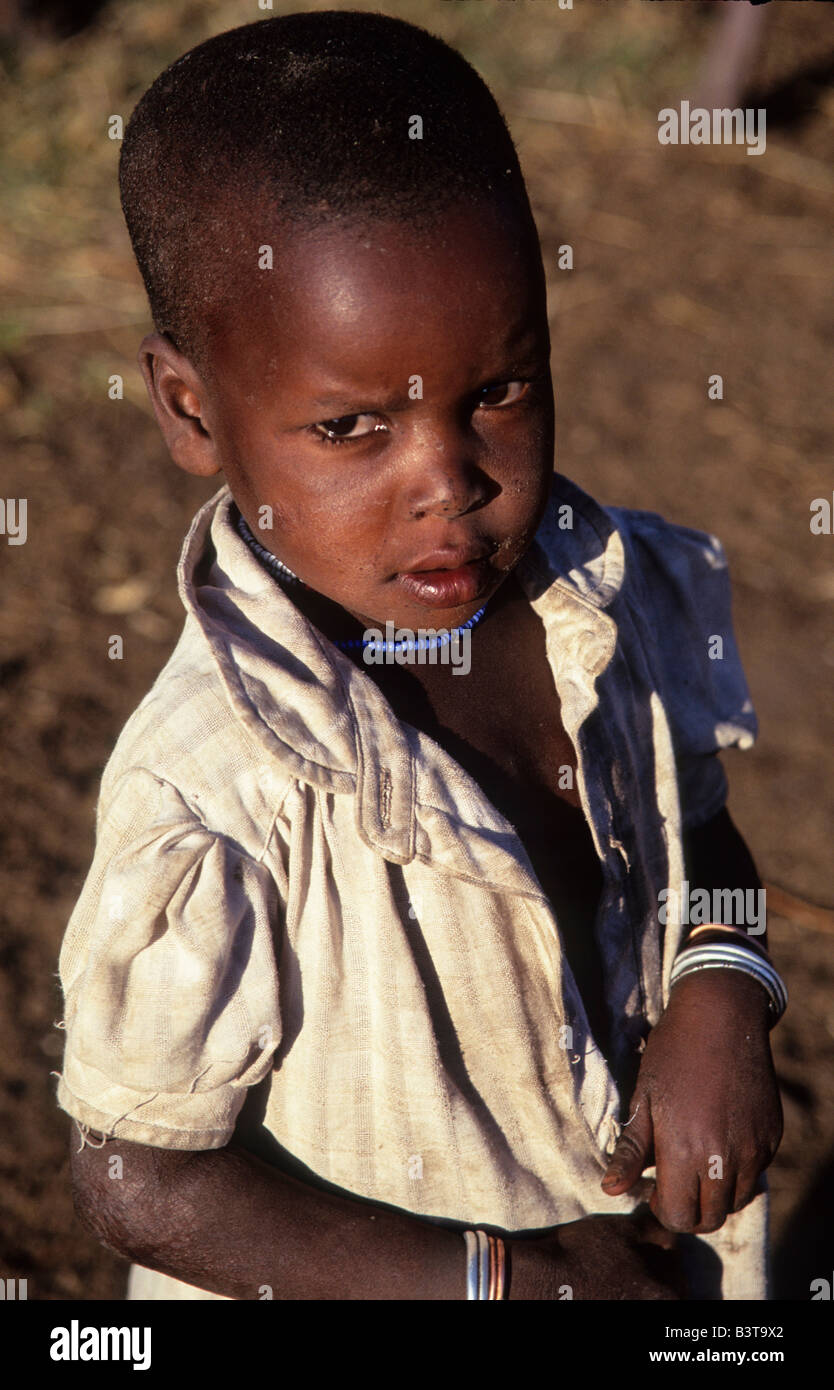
<box><xmin>477</xmin><ymin>1230</ymin><xmax>489</xmax><ymax>1298</ymax></box>
<box><xmin>672</xmin><ymin>941</ymin><xmax>786</xmax><ymax>1000</ymax></box>
<box><xmin>670</xmin><ymin>943</ymin><xmax>787</xmax><ymax>1023</ymax></box>
<box><xmin>463</xmin><ymin>1229</ymin><xmax>507</xmax><ymax>1298</ymax></box>
<box><xmin>488</xmin><ymin>1235</ymin><xmax>498</xmax><ymax>1300</ymax></box>
<box><xmin>464</xmin><ymin>1230</ymin><xmax>479</xmax><ymax>1299</ymax></box>
<box><xmin>672</xmin><ymin>941</ymin><xmax>786</xmax><ymax>1001</ymax></box>
<box><xmin>492</xmin><ymin>1234</ymin><xmax>505</xmax><ymax>1295</ymax></box>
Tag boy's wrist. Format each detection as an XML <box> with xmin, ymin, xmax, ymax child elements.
<box><xmin>669</xmin><ymin>964</ymin><xmax>773</xmax><ymax>1031</ymax></box>
<box><xmin>670</xmin><ymin>920</ymin><xmax>787</xmax><ymax>1028</ymax></box>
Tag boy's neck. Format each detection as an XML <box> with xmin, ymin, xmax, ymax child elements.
<box><xmin>232</xmin><ymin>499</ymin><xmax>522</xmax><ymax>664</ymax></box>
<box><xmin>300</xmin><ymin>567</ymin><xmax>521</xmax><ymax>672</ymax></box>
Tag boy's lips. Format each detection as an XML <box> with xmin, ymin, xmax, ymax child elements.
<box><xmin>395</xmin><ymin>554</ymin><xmax>495</xmax><ymax>608</ymax></box>
<box><xmin>398</xmin><ymin>544</ymin><xmax>494</xmax><ymax>574</ymax></box>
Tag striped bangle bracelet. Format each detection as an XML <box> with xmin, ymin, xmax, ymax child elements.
<box><xmin>463</xmin><ymin>1230</ymin><xmax>506</xmax><ymax>1299</ymax></box>
<box><xmin>670</xmin><ymin>941</ymin><xmax>788</xmax><ymax>1025</ymax></box>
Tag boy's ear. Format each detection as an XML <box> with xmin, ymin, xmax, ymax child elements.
<box><xmin>137</xmin><ymin>332</ymin><xmax>222</xmax><ymax>478</ymax></box>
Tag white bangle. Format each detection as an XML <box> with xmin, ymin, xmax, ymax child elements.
<box><xmin>670</xmin><ymin>942</ymin><xmax>787</xmax><ymax>1025</ymax></box>
<box><xmin>463</xmin><ymin>1229</ymin><xmax>506</xmax><ymax>1298</ymax></box>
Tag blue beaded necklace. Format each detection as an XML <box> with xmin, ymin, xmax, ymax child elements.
<box><xmin>236</xmin><ymin>510</ymin><xmax>489</xmax><ymax>654</ymax></box>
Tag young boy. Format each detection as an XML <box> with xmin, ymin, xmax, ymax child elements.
<box><xmin>58</xmin><ymin>12</ymin><xmax>784</xmax><ymax>1300</ymax></box>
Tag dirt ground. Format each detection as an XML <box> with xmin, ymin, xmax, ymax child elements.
<box><xmin>1</xmin><ymin>0</ymin><xmax>833</xmax><ymax>1300</ymax></box>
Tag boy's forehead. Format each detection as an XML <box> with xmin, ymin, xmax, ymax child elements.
<box><xmin>206</xmin><ymin>201</ymin><xmax>546</xmax><ymax>380</ymax></box>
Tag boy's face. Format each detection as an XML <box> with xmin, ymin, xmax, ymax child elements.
<box><xmin>143</xmin><ymin>201</ymin><xmax>555</xmax><ymax>633</ymax></box>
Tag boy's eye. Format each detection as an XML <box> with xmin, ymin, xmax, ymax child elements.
<box><xmin>478</xmin><ymin>380</ymin><xmax>529</xmax><ymax>408</ymax></box>
<box><xmin>310</xmin><ymin>378</ymin><xmax>533</xmax><ymax>445</ymax></box>
<box><xmin>313</xmin><ymin>413</ymin><xmax>382</xmax><ymax>442</ymax></box>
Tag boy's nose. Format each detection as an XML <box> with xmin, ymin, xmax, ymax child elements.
<box><xmin>406</xmin><ymin>465</ymin><xmax>488</xmax><ymax>520</ymax></box>
<box><xmin>402</xmin><ymin>423</ymin><xmax>489</xmax><ymax>520</ymax></box>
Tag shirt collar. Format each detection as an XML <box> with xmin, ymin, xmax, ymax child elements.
<box><xmin>177</xmin><ymin>475</ymin><xmax>624</xmax><ymax>874</ymax></box>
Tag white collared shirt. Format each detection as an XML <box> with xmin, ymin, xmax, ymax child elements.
<box><xmin>56</xmin><ymin>473</ymin><xmax>766</xmax><ymax>1299</ymax></box>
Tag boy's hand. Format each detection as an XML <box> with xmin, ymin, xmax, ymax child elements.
<box><xmin>600</xmin><ymin>968</ymin><xmax>782</xmax><ymax>1233</ymax></box>
<box><xmin>513</xmin><ymin>1206</ymin><xmax>685</xmax><ymax>1300</ymax></box>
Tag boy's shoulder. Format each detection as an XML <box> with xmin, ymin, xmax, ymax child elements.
<box><xmin>555</xmin><ymin>482</ymin><xmax>757</xmax><ymax>758</ymax></box>
<box><xmin>534</xmin><ymin>475</ymin><xmax>756</xmax><ymax>747</ymax></box>
<box><xmin>533</xmin><ymin>472</ymin><xmax>732</xmax><ymax>615</ymax></box>
<box><xmin>95</xmin><ymin>487</ymin><xmax>360</xmax><ymax>835</ymax></box>
<box><xmin>94</xmin><ymin>601</ymin><xmax>313</xmax><ymax>868</ymax></box>
<box><xmin>98</xmin><ymin>610</ymin><xmax>263</xmax><ymax>809</ymax></box>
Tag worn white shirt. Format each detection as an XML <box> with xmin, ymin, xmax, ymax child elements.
<box><xmin>56</xmin><ymin>473</ymin><xmax>767</xmax><ymax>1300</ymax></box>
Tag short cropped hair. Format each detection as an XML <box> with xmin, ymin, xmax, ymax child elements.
<box><xmin>118</xmin><ymin>10</ymin><xmax>537</xmax><ymax>376</ymax></box>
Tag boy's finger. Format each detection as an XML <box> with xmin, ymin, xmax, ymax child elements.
<box><xmin>731</xmin><ymin>1165</ymin><xmax>761</xmax><ymax>1215</ymax></box>
<box><xmin>651</xmin><ymin>1158</ymin><xmax>700</xmax><ymax>1232</ymax></box>
<box><xmin>601</xmin><ymin>1097</ymin><xmax>653</xmax><ymax>1194</ymax></box>
<box><xmin>695</xmin><ymin>1169</ymin><xmax>736</xmax><ymax>1234</ymax></box>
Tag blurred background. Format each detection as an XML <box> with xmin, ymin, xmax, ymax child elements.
<box><xmin>1</xmin><ymin>0</ymin><xmax>832</xmax><ymax>1300</ymax></box>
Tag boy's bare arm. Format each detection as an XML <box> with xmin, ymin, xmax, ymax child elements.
<box><xmin>69</xmin><ymin>1133</ymin><xmax>682</xmax><ymax>1300</ymax></box>
<box><xmin>70</xmin><ymin>1134</ymin><xmax>464</xmax><ymax>1300</ymax></box>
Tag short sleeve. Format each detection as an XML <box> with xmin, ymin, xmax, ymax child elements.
<box><xmin>56</xmin><ymin>768</ymin><xmax>283</xmax><ymax>1149</ymax></box>
<box><xmin>611</xmin><ymin>508</ymin><xmax>758</xmax><ymax>831</ymax></box>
